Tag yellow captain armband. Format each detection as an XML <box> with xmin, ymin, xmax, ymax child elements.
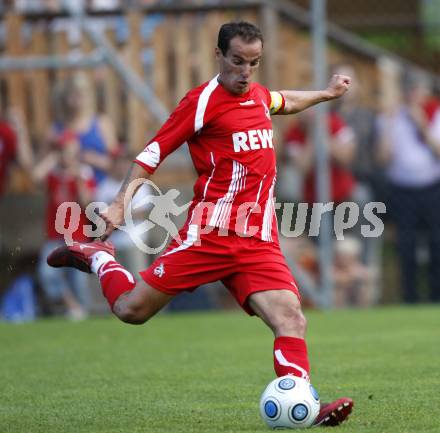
<box><xmin>269</xmin><ymin>91</ymin><xmax>285</xmax><ymax>115</ymax></box>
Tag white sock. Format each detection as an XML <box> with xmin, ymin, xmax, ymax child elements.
<box><xmin>90</xmin><ymin>251</ymin><xmax>115</xmax><ymax>275</ymax></box>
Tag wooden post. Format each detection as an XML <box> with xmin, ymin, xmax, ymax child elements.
<box><xmin>260</xmin><ymin>5</ymin><xmax>278</xmax><ymax>89</ymax></box>
<box><xmin>152</xmin><ymin>19</ymin><xmax>170</xmax><ymax>111</ymax></box>
<box><xmin>4</xmin><ymin>14</ymin><xmax>26</xmax><ymax>111</ymax></box>
<box><xmin>81</xmin><ymin>31</ymin><xmax>97</xmax><ymax>112</ymax></box>
<box><xmin>239</xmin><ymin>9</ymin><xmax>261</xmax><ymax>83</ymax></box>
<box><xmin>377</xmin><ymin>56</ymin><xmax>401</xmax><ymax>114</ymax></box>
<box><xmin>357</xmin><ymin>59</ymin><xmax>379</xmax><ymax>108</ymax></box>
<box><xmin>126</xmin><ymin>9</ymin><xmax>148</xmax><ymax>153</ymax></box>
<box><xmin>4</xmin><ymin>15</ymin><xmax>33</xmax><ymax>193</ymax></box>
<box><xmin>195</xmin><ymin>14</ymin><xmax>221</xmax><ymax>84</ymax></box>
<box><xmin>54</xmin><ymin>29</ymin><xmax>70</xmax><ymax>82</ymax></box>
<box><xmin>174</xmin><ymin>15</ymin><xmax>192</xmax><ymax>103</ymax></box>
<box><xmin>278</xmin><ymin>24</ymin><xmax>308</xmax><ymax>89</ymax></box>
<box><xmin>29</xmin><ymin>25</ymin><xmax>51</xmax><ymax>144</ymax></box>
<box><xmin>209</xmin><ymin>12</ymin><xmax>225</xmax><ymax>79</ymax></box>
<box><xmin>103</xmin><ymin>28</ymin><xmax>123</xmax><ymax>136</ymax></box>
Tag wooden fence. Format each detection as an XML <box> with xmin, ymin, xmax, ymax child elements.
<box><xmin>0</xmin><ymin>2</ymin><xmax>389</xmax><ymax>196</ymax></box>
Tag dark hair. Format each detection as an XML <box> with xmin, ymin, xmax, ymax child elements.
<box><xmin>217</xmin><ymin>21</ymin><xmax>263</xmax><ymax>56</ymax></box>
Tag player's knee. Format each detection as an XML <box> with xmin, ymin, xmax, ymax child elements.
<box><xmin>295</xmin><ymin>310</ymin><xmax>307</xmax><ymax>335</ymax></box>
<box><xmin>272</xmin><ymin>304</ymin><xmax>307</xmax><ymax>337</ymax></box>
<box><xmin>115</xmin><ymin>304</ymin><xmax>150</xmax><ymax>325</ymax></box>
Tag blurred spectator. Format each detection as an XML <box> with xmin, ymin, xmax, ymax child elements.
<box><xmin>282</xmin><ymin>235</ymin><xmax>319</xmax><ymax>277</ymax></box>
<box><xmin>279</xmin><ymin>234</ymin><xmax>320</xmax><ymax>307</ymax></box>
<box><xmin>377</xmin><ymin>71</ymin><xmax>440</xmax><ymax>303</ymax></box>
<box><xmin>331</xmin><ymin>63</ymin><xmax>378</xmax><ymax>200</ymax></box>
<box><xmin>333</xmin><ymin>236</ymin><xmax>374</xmax><ymax>308</ymax></box>
<box><xmin>0</xmin><ymin>112</ymin><xmax>18</xmax><ymax>197</ymax></box>
<box><xmin>17</xmin><ymin>113</ymin><xmax>97</xmax><ymax>318</ymax></box>
<box><xmin>284</xmin><ymin>109</ymin><xmax>356</xmax><ymax>207</ymax></box>
<box><xmin>37</xmin><ymin>135</ymin><xmax>95</xmax><ymax>319</ymax></box>
<box><xmin>0</xmin><ymin>107</ymin><xmax>33</xmax><ymax>197</ymax></box>
<box><xmin>51</xmin><ymin>72</ymin><xmax>118</xmax><ymax>191</ymax></box>
<box><xmin>330</xmin><ymin>63</ymin><xmax>382</xmax><ymax>291</ymax></box>
<box><xmin>281</xmin><ymin>234</ymin><xmax>374</xmax><ymax>308</ymax></box>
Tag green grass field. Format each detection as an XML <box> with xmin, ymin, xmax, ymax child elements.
<box><xmin>1</xmin><ymin>306</ymin><xmax>439</xmax><ymax>433</ymax></box>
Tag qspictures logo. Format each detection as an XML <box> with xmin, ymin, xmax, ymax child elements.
<box><xmin>54</xmin><ymin>178</ymin><xmax>386</xmax><ymax>254</ymax></box>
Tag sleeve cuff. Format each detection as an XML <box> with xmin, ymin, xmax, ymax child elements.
<box><xmin>133</xmin><ymin>159</ymin><xmax>155</xmax><ymax>175</ymax></box>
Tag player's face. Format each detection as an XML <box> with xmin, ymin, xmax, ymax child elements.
<box><xmin>216</xmin><ymin>36</ymin><xmax>262</xmax><ymax>95</ymax></box>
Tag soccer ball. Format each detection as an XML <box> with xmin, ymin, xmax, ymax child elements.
<box><xmin>259</xmin><ymin>375</ymin><xmax>320</xmax><ymax>429</ymax></box>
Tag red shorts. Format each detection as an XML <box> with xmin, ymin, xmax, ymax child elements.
<box><xmin>140</xmin><ymin>227</ymin><xmax>300</xmax><ymax>315</ymax></box>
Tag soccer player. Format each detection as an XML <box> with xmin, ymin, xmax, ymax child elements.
<box><xmin>48</xmin><ymin>22</ymin><xmax>353</xmax><ymax>426</ymax></box>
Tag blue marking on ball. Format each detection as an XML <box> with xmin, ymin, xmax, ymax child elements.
<box><xmin>292</xmin><ymin>403</ymin><xmax>308</xmax><ymax>421</ymax></box>
<box><xmin>278</xmin><ymin>378</ymin><xmax>296</xmax><ymax>390</ymax></box>
<box><xmin>264</xmin><ymin>400</ymin><xmax>278</xmax><ymax>418</ymax></box>
<box><xmin>309</xmin><ymin>384</ymin><xmax>320</xmax><ymax>401</ymax></box>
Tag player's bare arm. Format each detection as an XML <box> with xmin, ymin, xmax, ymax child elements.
<box><xmin>276</xmin><ymin>74</ymin><xmax>351</xmax><ymax>115</ymax></box>
<box><xmin>100</xmin><ymin>162</ymin><xmax>150</xmax><ymax>240</ymax></box>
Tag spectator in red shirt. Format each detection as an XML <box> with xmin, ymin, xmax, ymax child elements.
<box><xmin>0</xmin><ymin>118</ymin><xmax>16</xmax><ymax>196</ymax></box>
<box><xmin>329</xmin><ymin>64</ymin><xmax>382</xmax><ymax>295</ymax></box>
<box><xmin>0</xmin><ymin>107</ymin><xmax>33</xmax><ymax>197</ymax></box>
<box><xmin>30</xmin><ymin>133</ymin><xmax>96</xmax><ymax>319</ymax></box>
<box><xmin>284</xmin><ymin>110</ymin><xmax>356</xmax><ymax>205</ymax></box>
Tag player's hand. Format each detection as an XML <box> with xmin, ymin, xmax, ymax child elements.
<box><xmin>326</xmin><ymin>74</ymin><xmax>351</xmax><ymax>99</ymax></box>
<box><xmin>99</xmin><ymin>201</ymin><xmax>125</xmax><ymax>241</ymax></box>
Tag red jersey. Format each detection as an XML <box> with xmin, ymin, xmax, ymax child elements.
<box><xmin>46</xmin><ymin>167</ymin><xmax>96</xmax><ymax>241</ymax></box>
<box><xmin>285</xmin><ymin>112</ymin><xmax>355</xmax><ymax>204</ymax></box>
<box><xmin>0</xmin><ymin>121</ymin><xmax>17</xmax><ymax>196</ymax></box>
<box><xmin>135</xmin><ymin>76</ymin><xmax>282</xmax><ymax>243</ymax></box>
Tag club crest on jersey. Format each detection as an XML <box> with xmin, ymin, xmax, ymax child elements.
<box><xmin>232</xmin><ymin>129</ymin><xmax>273</xmax><ymax>152</ymax></box>
<box><xmin>153</xmin><ymin>262</ymin><xmax>165</xmax><ymax>278</ymax></box>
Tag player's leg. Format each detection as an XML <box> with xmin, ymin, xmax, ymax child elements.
<box><xmin>47</xmin><ymin>229</ymin><xmax>232</xmax><ymax>324</ymax></box>
<box><xmin>247</xmin><ymin>289</ymin><xmax>309</xmax><ymax>379</ymax></box>
<box><xmin>247</xmin><ymin>289</ymin><xmax>306</xmax><ymax>337</ymax></box>
<box><xmin>111</xmin><ymin>280</ymin><xmax>173</xmax><ymax>324</ymax></box>
<box><xmin>47</xmin><ymin>240</ymin><xmax>173</xmax><ymax>324</ymax></box>
<box><xmin>228</xmin><ymin>236</ymin><xmax>353</xmax><ymax>427</ymax></box>
<box><xmin>224</xmin><ymin>239</ymin><xmax>310</xmax><ymax>380</ymax></box>
<box><xmin>248</xmin><ymin>288</ymin><xmax>353</xmax><ymax>426</ymax></box>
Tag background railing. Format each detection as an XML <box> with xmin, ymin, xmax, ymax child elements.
<box><xmin>1</xmin><ymin>0</ymin><xmax>439</xmax><ymax>310</ymax></box>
